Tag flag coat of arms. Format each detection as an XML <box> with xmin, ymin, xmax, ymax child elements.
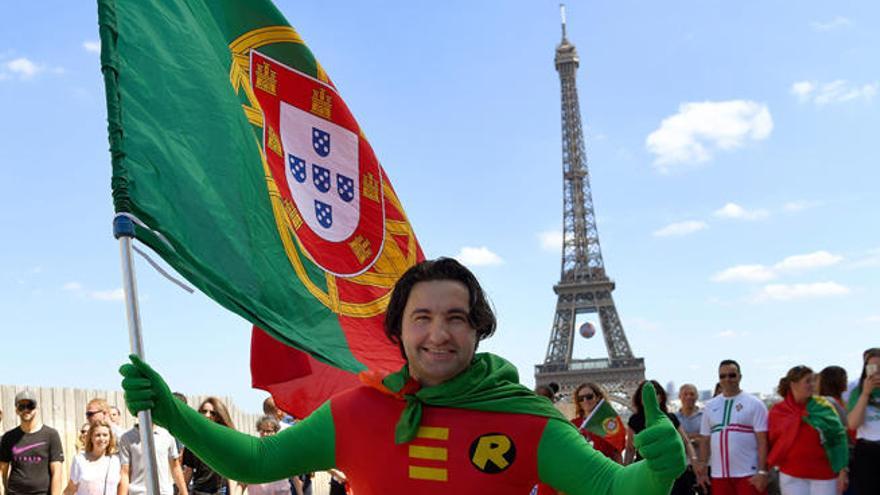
<box><xmin>98</xmin><ymin>0</ymin><xmax>423</xmax><ymax>415</ymax></box>
<box><xmin>579</xmin><ymin>399</ymin><xmax>626</xmax><ymax>452</ymax></box>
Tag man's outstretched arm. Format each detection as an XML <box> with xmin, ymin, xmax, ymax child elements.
<box><xmin>120</xmin><ymin>355</ymin><xmax>336</xmax><ymax>483</ymax></box>
<box><xmin>538</xmin><ymin>385</ymin><xmax>686</xmax><ymax>495</ymax></box>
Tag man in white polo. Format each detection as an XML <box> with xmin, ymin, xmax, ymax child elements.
<box><xmin>117</xmin><ymin>424</ymin><xmax>188</xmax><ymax>495</ymax></box>
<box><xmin>696</xmin><ymin>360</ymin><xmax>768</xmax><ymax>495</ymax></box>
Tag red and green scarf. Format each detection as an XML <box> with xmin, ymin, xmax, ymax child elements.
<box><xmin>769</xmin><ymin>394</ymin><xmax>848</xmax><ymax>473</ymax></box>
<box><xmin>362</xmin><ymin>352</ymin><xmax>573</xmax><ymax>444</ymax></box>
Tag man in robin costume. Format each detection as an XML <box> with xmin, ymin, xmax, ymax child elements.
<box><xmin>121</xmin><ymin>258</ymin><xmax>685</xmax><ymax>494</ymax></box>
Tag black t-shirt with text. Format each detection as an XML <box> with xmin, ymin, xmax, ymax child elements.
<box><xmin>182</xmin><ymin>448</ymin><xmax>226</xmax><ymax>493</ymax></box>
<box><xmin>0</xmin><ymin>426</ymin><xmax>64</xmax><ymax>495</ymax></box>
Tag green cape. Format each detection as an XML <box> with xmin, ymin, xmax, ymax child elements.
<box><xmin>381</xmin><ymin>352</ymin><xmax>573</xmax><ymax>444</ymax></box>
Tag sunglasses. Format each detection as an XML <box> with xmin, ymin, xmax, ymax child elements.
<box><xmin>85</xmin><ymin>410</ymin><xmax>102</xmax><ymax>418</ymax></box>
<box><xmin>199</xmin><ymin>409</ymin><xmax>218</xmax><ymax>417</ymax></box>
<box><xmin>16</xmin><ymin>402</ymin><xmax>36</xmax><ymax>412</ymax></box>
<box><xmin>719</xmin><ymin>373</ymin><xmax>738</xmax><ymax>379</ymax></box>
<box><xmin>577</xmin><ymin>393</ymin><xmax>596</xmax><ymax>402</ymax></box>
<box><xmin>258</xmin><ymin>429</ymin><xmax>277</xmax><ymax>434</ymax></box>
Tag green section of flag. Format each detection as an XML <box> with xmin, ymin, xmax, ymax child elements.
<box><xmin>98</xmin><ymin>0</ymin><xmax>361</xmax><ymax>372</ymax></box>
<box><xmin>805</xmin><ymin>396</ymin><xmax>849</xmax><ymax>472</ymax></box>
<box><xmin>583</xmin><ymin>399</ymin><xmax>619</xmax><ymax>438</ymax></box>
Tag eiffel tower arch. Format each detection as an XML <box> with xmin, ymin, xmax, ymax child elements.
<box><xmin>534</xmin><ymin>7</ymin><xmax>645</xmax><ymax>409</ymax></box>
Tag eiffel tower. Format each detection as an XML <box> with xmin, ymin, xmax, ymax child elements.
<box><xmin>534</xmin><ymin>6</ymin><xmax>645</xmax><ymax>408</ymax></box>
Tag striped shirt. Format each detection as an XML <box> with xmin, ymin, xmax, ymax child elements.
<box><xmin>700</xmin><ymin>392</ymin><xmax>768</xmax><ymax>479</ymax></box>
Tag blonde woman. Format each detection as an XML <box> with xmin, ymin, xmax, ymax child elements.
<box><xmin>64</xmin><ymin>421</ymin><xmax>121</xmax><ymax>495</ymax></box>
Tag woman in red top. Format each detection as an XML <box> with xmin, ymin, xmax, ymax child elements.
<box><xmin>571</xmin><ymin>382</ymin><xmax>622</xmax><ymax>463</ymax></box>
<box><xmin>768</xmin><ymin>366</ymin><xmax>848</xmax><ymax>495</ymax></box>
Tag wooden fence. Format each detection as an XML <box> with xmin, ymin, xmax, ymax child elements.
<box><xmin>0</xmin><ymin>385</ymin><xmax>339</xmax><ymax>495</ymax></box>
<box><xmin>0</xmin><ymin>385</ymin><xmax>259</xmax><ymax>482</ymax></box>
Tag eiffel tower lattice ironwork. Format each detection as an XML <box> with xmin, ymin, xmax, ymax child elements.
<box><xmin>534</xmin><ymin>6</ymin><xmax>645</xmax><ymax>408</ymax></box>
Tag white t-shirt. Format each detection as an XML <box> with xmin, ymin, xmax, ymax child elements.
<box><xmin>856</xmin><ymin>403</ymin><xmax>880</xmax><ymax>441</ymax></box>
<box><xmin>700</xmin><ymin>392</ymin><xmax>768</xmax><ymax>479</ymax></box>
<box><xmin>118</xmin><ymin>426</ymin><xmax>180</xmax><ymax>495</ymax></box>
<box><xmin>69</xmin><ymin>453</ymin><xmax>122</xmax><ymax>495</ymax></box>
<box><xmin>246</xmin><ymin>480</ymin><xmax>290</xmax><ymax>495</ymax></box>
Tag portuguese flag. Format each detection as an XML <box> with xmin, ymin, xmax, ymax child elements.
<box><xmin>579</xmin><ymin>399</ymin><xmax>626</xmax><ymax>451</ymax></box>
<box><xmin>98</xmin><ymin>0</ymin><xmax>421</xmax><ymax>416</ymax></box>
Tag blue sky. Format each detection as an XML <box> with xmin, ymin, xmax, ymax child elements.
<box><xmin>1</xmin><ymin>1</ymin><xmax>878</xmax><ymax>413</ymax></box>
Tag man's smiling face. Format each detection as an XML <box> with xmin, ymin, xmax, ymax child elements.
<box><xmin>401</xmin><ymin>280</ymin><xmax>477</xmax><ymax>387</ymax></box>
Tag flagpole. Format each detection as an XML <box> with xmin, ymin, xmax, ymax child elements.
<box><xmin>115</xmin><ymin>215</ymin><xmax>162</xmax><ymax>495</ymax></box>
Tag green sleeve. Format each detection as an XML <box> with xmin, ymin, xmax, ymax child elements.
<box><xmin>161</xmin><ymin>399</ymin><xmax>336</xmax><ymax>483</ymax></box>
<box><xmin>537</xmin><ymin>420</ymin><xmax>673</xmax><ymax>495</ymax></box>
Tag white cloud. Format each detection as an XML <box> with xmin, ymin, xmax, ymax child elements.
<box><xmin>713</xmin><ymin>250</ymin><xmax>843</xmax><ymax>284</ymax></box>
<box><xmin>646</xmin><ymin>100</ymin><xmax>773</xmax><ymax>171</ymax></box>
<box><xmin>653</xmin><ymin>220</ymin><xmax>707</xmax><ymax>238</ymax></box>
<box><xmin>712</xmin><ymin>265</ymin><xmax>776</xmax><ymax>283</ymax></box>
<box><xmin>783</xmin><ymin>200</ymin><xmax>822</xmax><ymax>212</ymax></box>
<box><xmin>810</xmin><ymin>16</ymin><xmax>852</xmax><ymax>32</ymax></box>
<box><xmin>713</xmin><ymin>202</ymin><xmax>769</xmax><ymax>221</ymax></box>
<box><xmin>88</xmin><ymin>288</ymin><xmax>125</xmax><ymax>301</ymax></box>
<box><xmin>4</xmin><ymin>57</ymin><xmax>40</xmax><ymax>79</ymax></box>
<box><xmin>774</xmin><ymin>250</ymin><xmax>843</xmax><ymax>271</ymax></box>
<box><xmin>791</xmin><ymin>81</ymin><xmax>816</xmax><ymax>102</ymax></box>
<box><xmin>537</xmin><ymin>230</ymin><xmax>563</xmax><ymax>252</ymax></box>
<box><xmin>454</xmin><ymin>246</ymin><xmax>503</xmax><ymax>266</ymax></box>
<box><xmin>863</xmin><ymin>315</ymin><xmax>880</xmax><ymax>324</ymax></box>
<box><xmin>83</xmin><ymin>41</ymin><xmax>101</xmax><ymax>54</ymax></box>
<box><xmin>62</xmin><ymin>281</ymin><xmax>83</xmax><ymax>291</ymax></box>
<box><xmin>792</xmin><ymin>80</ymin><xmax>878</xmax><ymax>105</ymax></box>
<box><xmin>849</xmin><ymin>248</ymin><xmax>880</xmax><ymax>268</ymax></box>
<box><xmin>753</xmin><ymin>282</ymin><xmax>850</xmax><ymax>302</ymax></box>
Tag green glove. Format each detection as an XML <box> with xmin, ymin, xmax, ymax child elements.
<box><xmin>633</xmin><ymin>383</ymin><xmax>687</xmax><ymax>482</ymax></box>
<box><xmin>119</xmin><ymin>354</ymin><xmax>178</xmax><ymax>427</ymax></box>
<box><xmin>119</xmin><ymin>355</ymin><xmax>336</xmax><ymax>483</ymax></box>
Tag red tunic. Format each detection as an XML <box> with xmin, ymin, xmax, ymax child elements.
<box><xmin>331</xmin><ymin>386</ymin><xmax>548</xmax><ymax>494</ymax></box>
<box><xmin>768</xmin><ymin>396</ymin><xmax>835</xmax><ymax>480</ymax></box>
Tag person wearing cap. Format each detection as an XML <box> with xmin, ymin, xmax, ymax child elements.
<box><xmin>0</xmin><ymin>390</ymin><xmax>64</xmax><ymax>495</ymax></box>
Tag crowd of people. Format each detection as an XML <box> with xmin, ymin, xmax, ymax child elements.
<box><xmin>1</xmin><ymin>353</ymin><xmax>878</xmax><ymax>495</ymax></box>
<box><xmin>0</xmin><ymin>393</ymin><xmax>340</xmax><ymax>495</ymax></box>
<box><xmin>545</xmin><ymin>348</ymin><xmax>880</xmax><ymax>495</ymax></box>
<box><xmin>0</xmin><ymin>258</ymin><xmax>877</xmax><ymax>495</ymax></box>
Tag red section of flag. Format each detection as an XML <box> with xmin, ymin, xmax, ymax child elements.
<box><xmin>251</xmin><ymin>313</ymin><xmax>406</xmax><ymax>417</ymax></box>
<box><xmin>251</xmin><ymin>326</ymin><xmax>364</xmax><ymax>418</ymax></box>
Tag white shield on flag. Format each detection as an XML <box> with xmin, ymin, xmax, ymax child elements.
<box><xmin>280</xmin><ymin>101</ymin><xmax>360</xmax><ymax>242</ymax></box>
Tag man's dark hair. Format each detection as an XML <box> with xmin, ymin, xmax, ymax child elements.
<box><xmin>384</xmin><ymin>257</ymin><xmax>496</xmax><ymax>358</ymax></box>
<box><xmin>719</xmin><ymin>359</ymin><xmax>741</xmax><ymax>373</ymax></box>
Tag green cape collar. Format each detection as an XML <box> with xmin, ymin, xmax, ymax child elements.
<box><xmin>378</xmin><ymin>352</ymin><xmax>572</xmax><ymax>444</ymax></box>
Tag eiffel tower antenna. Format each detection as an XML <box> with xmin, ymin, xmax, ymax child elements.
<box><xmin>560</xmin><ymin>4</ymin><xmax>567</xmax><ymax>40</ymax></box>
<box><xmin>535</xmin><ymin>6</ymin><xmax>645</xmax><ymax>408</ymax></box>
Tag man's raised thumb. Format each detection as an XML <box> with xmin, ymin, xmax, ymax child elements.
<box><xmin>642</xmin><ymin>381</ymin><xmax>663</xmax><ymax>427</ymax></box>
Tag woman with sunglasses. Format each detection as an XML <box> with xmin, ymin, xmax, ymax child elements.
<box><xmin>63</xmin><ymin>421</ymin><xmax>121</xmax><ymax>495</ymax></box>
<box><xmin>571</xmin><ymin>382</ymin><xmax>622</xmax><ymax>463</ymax></box>
<box><xmin>241</xmin><ymin>417</ymin><xmax>302</xmax><ymax>495</ymax></box>
<box><xmin>184</xmin><ymin>398</ymin><xmax>237</xmax><ymax>495</ymax></box>
<box><xmin>847</xmin><ymin>349</ymin><xmax>880</xmax><ymax>494</ymax></box>
<box><xmin>624</xmin><ymin>381</ymin><xmax>696</xmax><ymax>495</ymax></box>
